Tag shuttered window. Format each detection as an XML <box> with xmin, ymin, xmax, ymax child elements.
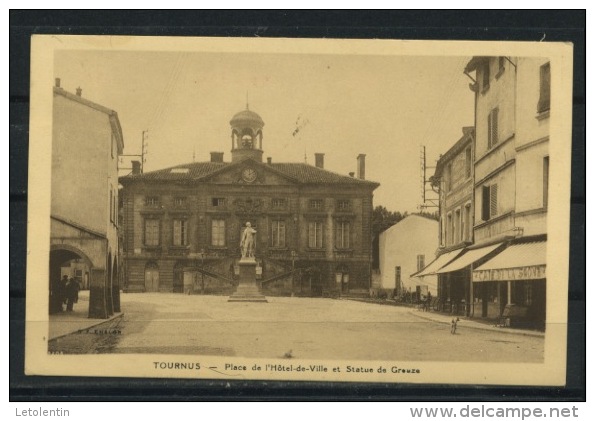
<box><xmin>336</xmin><ymin>221</ymin><xmax>350</xmax><ymax>249</ymax></box>
<box><xmin>538</xmin><ymin>62</ymin><xmax>551</xmax><ymax>113</ymax></box>
<box><xmin>144</xmin><ymin>219</ymin><xmax>160</xmax><ymax>246</ymax></box>
<box><xmin>173</xmin><ymin>219</ymin><xmax>188</xmax><ymax>246</ymax></box>
<box><xmin>211</xmin><ymin>219</ymin><xmax>225</xmax><ymax>246</ymax></box>
<box><xmin>488</xmin><ymin>107</ymin><xmax>499</xmax><ymax>149</ymax></box>
<box><xmin>482</xmin><ymin>184</ymin><xmax>498</xmax><ymax>221</ymax></box>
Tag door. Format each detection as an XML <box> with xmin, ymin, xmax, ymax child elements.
<box><xmin>145</xmin><ymin>267</ymin><xmax>159</xmax><ymax>292</ymax></box>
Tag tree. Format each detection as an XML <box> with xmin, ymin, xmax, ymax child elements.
<box><xmin>372</xmin><ymin>205</ymin><xmax>407</xmax><ymax>238</ymax></box>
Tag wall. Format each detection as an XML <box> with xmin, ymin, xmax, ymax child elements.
<box><xmin>378</xmin><ymin>215</ymin><xmax>438</xmax><ymax>294</ymax></box>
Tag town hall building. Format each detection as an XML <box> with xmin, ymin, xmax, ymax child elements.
<box><xmin>119</xmin><ymin>107</ymin><xmax>379</xmax><ymax>297</ymax></box>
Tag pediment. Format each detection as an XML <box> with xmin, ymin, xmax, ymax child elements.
<box><xmin>200</xmin><ymin>159</ymin><xmax>299</xmax><ymax>186</ymax></box>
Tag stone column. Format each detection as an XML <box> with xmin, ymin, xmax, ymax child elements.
<box><xmin>88</xmin><ymin>268</ymin><xmax>108</xmax><ymax>319</ymax></box>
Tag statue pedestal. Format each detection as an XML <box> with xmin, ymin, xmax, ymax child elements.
<box><xmin>228</xmin><ymin>258</ymin><xmax>268</xmax><ymax>303</ymax></box>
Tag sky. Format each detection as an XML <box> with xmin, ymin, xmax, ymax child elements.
<box><xmin>55</xmin><ymin>48</ymin><xmax>474</xmax><ymax>213</ymax></box>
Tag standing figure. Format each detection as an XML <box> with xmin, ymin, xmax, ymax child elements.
<box><xmin>65</xmin><ymin>277</ymin><xmax>80</xmax><ymax>312</ymax></box>
<box><xmin>240</xmin><ymin>222</ymin><xmax>257</xmax><ymax>258</ymax></box>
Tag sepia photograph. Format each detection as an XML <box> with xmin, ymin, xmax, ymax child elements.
<box><xmin>25</xmin><ymin>35</ymin><xmax>573</xmax><ymax>385</ymax></box>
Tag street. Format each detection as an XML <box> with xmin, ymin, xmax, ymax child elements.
<box><xmin>49</xmin><ymin>293</ymin><xmax>544</xmax><ymax>362</ymax></box>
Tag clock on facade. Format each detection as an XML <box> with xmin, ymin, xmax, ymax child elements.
<box><xmin>242</xmin><ymin>168</ymin><xmax>257</xmax><ymax>183</ymax></box>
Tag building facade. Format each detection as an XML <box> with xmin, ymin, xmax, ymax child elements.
<box><xmin>416</xmin><ymin>56</ymin><xmax>550</xmax><ymax>329</ymax></box>
<box><xmin>378</xmin><ymin>214</ymin><xmax>438</xmax><ymax>298</ymax></box>
<box><xmin>119</xmin><ymin>107</ymin><xmax>379</xmax><ymax>297</ymax></box>
<box><xmin>467</xmin><ymin>56</ymin><xmax>549</xmax><ymax>327</ymax></box>
<box><xmin>50</xmin><ymin>79</ymin><xmax>124</xmax><ymax>318</ymax></box>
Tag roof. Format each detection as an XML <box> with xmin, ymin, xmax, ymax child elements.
<box><xmin>433</xmin><ymin>126</ymin><xmax>474</xmax><ymax>179</ymax></box>
<box><xmin>120</xmin><ymin>159</ymin><xmax>380</xmax><ymax>188</ymax></box>
<box><xmin>230</xmin><ymin>108</ymin><xmax>264</xmax><ymax>127</ymax></box>
<box><xmin>53</xmin><ymin>86</ymin><xmax>124</xmax><ymax>152</ymax></box>
<box><xmin>464</xmin><ymin>56</ymin><xmax>490</xmax><ymax>73</ymax></box>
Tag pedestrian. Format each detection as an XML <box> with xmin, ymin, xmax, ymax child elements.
<box><xmin>50</xmin><ymin>276</ymin><xmax>64</xmax><ymax>313</ymax></box>
<box><xmin>426</xmin><ymin>290</ymin><xmax>432</xmax><ymax>312</ymax></box>
<box><xmin>65</xmin><ymin>277</ymin><xmax>80</xmax><ymax>312</ymax></box>
<box><xmin>60</xmin><ymin>275</ymin><xmax>69</xmax><ymax>305</ymax></box>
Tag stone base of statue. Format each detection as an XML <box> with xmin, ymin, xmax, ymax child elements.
<box><xmin>228</xmin><ymin>257</ymin><xmax>268</xmax><ymax>303</ymax></box>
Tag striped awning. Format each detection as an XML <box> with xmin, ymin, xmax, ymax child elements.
<box><xmin>473</xmin><ymin>241</ymin><xmax>547</xmax><ymax>282</ymax></box>
<box><xmin>435</xmin><ymin>243</ymin><xmax>504</xmax><ymax>274</ymax></box>
<box><xmin>412</xmin><ymin>249</ymin><xmax>465</xmax><ymax>277</ymax></box>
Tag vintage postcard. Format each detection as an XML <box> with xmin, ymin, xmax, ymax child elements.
<box><xmin>25</xmin><ymin>35</ymin><xmax>573</xmax><ymax>385</ymax></box>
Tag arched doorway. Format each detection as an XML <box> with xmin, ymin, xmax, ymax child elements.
<box><xmin>144</xmin><ymin>261</ymin><xmax>159</xmax><ymax>292</ymax></box>
<box><xmin>49</xmin><ymin>245</ymin><xmax>93</xmax><ymax>314</ymax></box>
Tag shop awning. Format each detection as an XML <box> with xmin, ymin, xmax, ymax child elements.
<box><xmin>412</xmin><ymin>249</ymin><xmax>465</xmax><ymax>277</ymax></box>
<box><xmin>435</xmin><ymin>243</ymin><xmax>504</xmax><ymax>274</ymax></box>
<box><xmin>472</xmin><ymin>241</ymin><xmax>546</xmax><ymax>282</ymax></box>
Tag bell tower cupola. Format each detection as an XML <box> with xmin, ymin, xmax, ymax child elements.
<box><xmin>230</xmin><ymin>104</ymin><xmax>264</xmax><ymax>163</ymax></box>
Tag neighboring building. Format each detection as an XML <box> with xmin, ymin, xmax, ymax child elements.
<box><xmin>377</xmin><ymin>214</ymin><xmax>438</xmax><ymax>298</ymax></box>
<box><xmin>468</xmin><ymin>56</ymin><xmax>549</xmax><ymax>327</ymax></box>
<box><xmin>416</xmin><ymin>127</ymin><xmax>481</xmax><ymax>315</ymax></box>
<box><xmin>119</xmin><ymin>107</ymin><xmax>379</xmax><ymax>297</ymax></box>
<box><xmin>49</xmin><ymin>79</ymin><xmax>124</xmax><ymax>318</ymax></box>
<box><xmin>416</xmin><ymin>56</ymin><xmax>549</xmax><ymax>329</ymax></box>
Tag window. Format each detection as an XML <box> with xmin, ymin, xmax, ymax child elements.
<box><xmin>395</xmin><ymin>266</ymin><xmax>401</xmax><ymax>286</ymax></box>
<box><xmin>145</xmin><ymin>196</ymin><xmax>159</xmax><ymax>206</ymax></box>
<box><xmin>537</xmin><ymin>62</ymin><xmax>551</xmax><ymax>113</ymax></box>
<box><xmin>337</xmin><ymin>200</ymin><xmax>351</xmax><ymax>211</ymax></box>
<box><xmin>308</xmin><ymin>221</ymin><xmax>324</xmax><ymax>248</ymax></box>
<box><xmin>144</xmin><ymin>219</ymin><xmax>160</xmax><ymax>246</ymax></box>
<box><xmin>271</xmin><ymin>220</ymin><xmax>286</xmax><ymax>248</ymax></box>
<box><xmin>174</xmin><ymin>197</ymin><xmax>187</xmax><ymax>207</ymax></box>
<box><xmin>488</xmin><ymin>107</ymin><xmax>499</xmax><ymax>149</ymax></box>
<box><xmin>336</xmin><ymin>221</ymin><xmax>350</xmax><ymax>249</ymax></box>
<box><xmin>172</xmin><ymin>219</ymin><xmax>188</xmax><ymax>246</ymax></box>
<box><xmin>465</xmin><ymin>146</ymin><xmax>472</xmax><ymax>178</ymax></box>
<box><xmin>481</xmin><ymin>184</ymin><xmax>498</xmax><ymax>221</ymax></box>
<box><xmin>445</xmin><ymin>163</ymin><xmax>452</xmax><ymax>192</ymax></box>
<box><xmin>454</xmin><ymin>209</ymin><xmax>462</xmax><ymax>244</ymax></box>
<box><xmin>543</xmin><ymin>156</ymin><xmax>549</xmax><ymax>208</ymax></box>
<box><xmin>212</xmin><ymin>197</ymin><xmax>226</xmax><ymax>207</ymax></box>
<box><xmin>309</xmin><ymin>199</ymin><xmax>323</xmax><ymax>210</ymax></box>
<box><xmin>211</xmin><ymin>219</ymin><xmax>225</xmax><ymax>246</ymax></box>
<box><xmin>271</xmin><ymin>198</ymin><xmax>286</xmax><ymax>209</ymax></box>
<box><xmin>482</xmin><ymin>61</ymin><xmax>490</xmax><ymax>91</ymax></box>
<box><xmin>416</xmin><ymin>255</ymin><xmax>425</xmax><ymax>272</ymax></box>
<box><xmin>446</xmin><ymin>213</ymin><xmax>452</xmax><ymax>245</ymax></box>
<box><xmin>464</xmin><ymin>204</ymin><xmax>472</xmax><ymax>242</ymax></box>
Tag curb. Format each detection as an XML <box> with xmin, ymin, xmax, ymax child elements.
<box><xmin>49</xmin><ymin>313</ymin><xmax>125</xmax><ymax>341</ymax></box>
<box><xmin>408</xmin><ymin>311</ymin><xmax>545</xmax><ymax>338</ymax></box>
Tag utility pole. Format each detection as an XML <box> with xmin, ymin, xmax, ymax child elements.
<box><xmin>119</xmin><ymin>130</ymin><xmax>149</xmax><ymax>174</ymax></box>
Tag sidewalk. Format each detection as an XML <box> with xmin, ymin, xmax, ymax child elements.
<box><xmin>48</xmin><ymin>291</ymin><xmax>124</xmax><ymax>340</ymax></box>
<box><xmin>408</xmin><ymin>307</ymin><xmax>545</xmax><ymax>338</ymax></box>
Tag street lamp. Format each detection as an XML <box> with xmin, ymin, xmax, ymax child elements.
<box><xmin>291</xmin><ymin>250</ymin><xmax>297</xmax><ymax>297</ymax></box>
<box><xmin>200</xmin><ymin>249</ymin><xmax>206</xmax><ymax>295</ymax></box>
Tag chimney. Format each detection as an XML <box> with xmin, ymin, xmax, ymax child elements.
<box><xmin>357</xmin><ymin>154</ymin><xmax>366</xmax><ymax>180</ymax></box>
<box><xmin>210</xmin><ymin>152</ymin><xmax>224</xmax><ymax>163</ymax></box>
<box><xmin>315</xmin><ymin>153</ymin><xmax>325</xmax><ymax>169</ymax></box>
<box><xmin>131</xmin><ymin>160</ymin><xmax>141</xmax><ymax>175</ymax></box>
<box><xmin>76</xmin><ymin>87</ymin><xmax>82</xmax><ymax>96</ymax></box>
<box><xmin>55</xmin><ymin>78</ymin><xmax>61</xmax><ymax>88</ymax></box>
<box><xmin>267</xmin><ymin>157</ymin><xmax>272</xmax><ymax>164</ymax></box>
<box><xmin>349</xmin><ymin>172</ymin><xmax>355</xmax><ymax>177</ymax></box>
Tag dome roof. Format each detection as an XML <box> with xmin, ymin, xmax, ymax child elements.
<box><xmin>230</xmin><ymin>108</ymin><xmax>264</xmax><ymax>127</ymax></box>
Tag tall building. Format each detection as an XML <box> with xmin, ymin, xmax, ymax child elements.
<box><xmin>119</xmin><ymin>107</ymin><xmax>379</xmax><ymax>297</ymax></box>
<box><xmin>49</xmin><ymin>79</ymin><xmax>124</xmax><ymax>318</ymax></box>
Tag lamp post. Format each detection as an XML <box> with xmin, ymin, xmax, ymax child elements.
<box><xmin>200</xmin><ymin>249</ymin><xmax>206</xmax><ymax>295</ymax></box>
<box><xmin>291</xmin><ymin>250</ymin><xmax>297</xmax><ymax>297</ymax></box>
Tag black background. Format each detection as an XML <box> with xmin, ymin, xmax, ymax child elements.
<box><xmin>9</xmin><ymin>9</ymin><xmax>586</xmax><ymax>401</ymax></box>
